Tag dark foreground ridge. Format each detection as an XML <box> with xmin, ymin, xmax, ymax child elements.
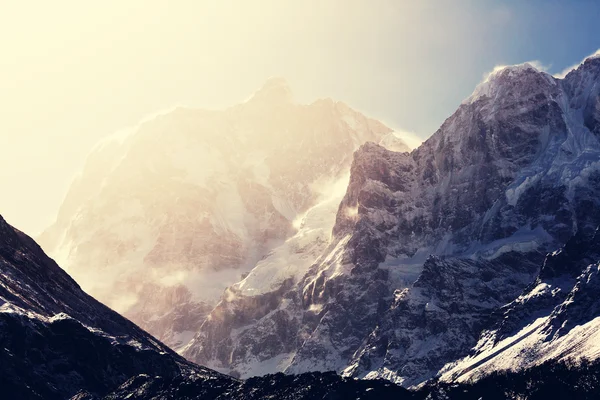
<box><xmin>77</xmin><ymin>372</ymin><xmax>413</xmax><ymax>400</ymax></box>
<box><xmin>72</xmin><ymin>360</ymin><xmax>600</xmax><ymax>399</ymax></box>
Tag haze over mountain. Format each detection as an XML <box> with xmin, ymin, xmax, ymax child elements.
<box><xmin>5</xmin><ymin>2</ymin><xmax>600</xmax><ymax>240</ymax></box>
<box><xmin>39</xmin><ymin>79</ymin><xmax>406</xmax><ymax>352</ymax></box>
<box><xmin>1</xmin><ymin>213</ymin><xmax>424</xmax><ymax>399</ymax></box>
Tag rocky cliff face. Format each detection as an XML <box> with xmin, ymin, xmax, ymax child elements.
<box><xmin>185</xmin><ymin>56</ymin><xmax>600</xmax><ymax>385</ymax></box>
<box><xmin>38</xmin><ymin>78</ymin><xmax>397</xmax><ymax>351</ymax></box>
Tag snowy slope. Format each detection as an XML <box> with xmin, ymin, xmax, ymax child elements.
<box><xmin>38</xmin><ymin>78</ymin><xmax>402</xmax><ymax>351</ymax></box>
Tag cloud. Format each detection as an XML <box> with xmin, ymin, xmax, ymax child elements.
<box><xmin>553</xmin><ymin>49</ymin><xmax>600</xmax><ymax>79</ymax></box>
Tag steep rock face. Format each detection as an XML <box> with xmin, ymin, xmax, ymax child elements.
<box><xmin>342</xmin><ymin>253</ymin><xmax>542</xmax><ymax>385</ymax></box>
<box><xmin>563</xmin><ymin>54</ymin><xmax>600</xmax><ymax>137</ymax></box>
<box><xmin>185</xmin><ymin>58</ymin><xmax>600</xmax><ymax>385</ymax></box>
<box><xmin>0</xmin><ymin>215</ymin><xmax>230</xmax><ymax>399</ymax></box>
<box><xmin>337</xmin><ymin>63</ymin><xmax>571</xmax><ymax>261</ymax></box>
<box><xmin>38</xmin><ymin>79</ymin><xmax>395</xmax><ymax>350</ymax></box>
<box><xmin>321</xmin><ymin>59</ymin><xmax>600</xmax><ymax>385</ymax></box>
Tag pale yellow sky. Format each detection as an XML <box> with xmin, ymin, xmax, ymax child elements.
<box><xmin>0</xmin><ymin>1</ymin><xmax>595</xmax><ymax>234</ymax></box>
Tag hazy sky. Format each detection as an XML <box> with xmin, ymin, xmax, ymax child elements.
<box><xmin>1</xmin><ymin>0</ymin><xmax>600</xmax><ymax>235</ymax></box>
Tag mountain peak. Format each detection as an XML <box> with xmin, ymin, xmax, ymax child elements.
<box><xmin>463</xmin><ymin>62</ymin><xmax>554</xmax><ymax>105</ymax></box>
<box><xmin>249</xmin><ymin>76</ymin><xmax>293</xmax><ymax>103</ymax></box>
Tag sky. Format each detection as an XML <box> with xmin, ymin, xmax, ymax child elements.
<box><xmin>1</xmin><ymin>0</ymin><xmax>600</xmax><ymax>235</ymax></box>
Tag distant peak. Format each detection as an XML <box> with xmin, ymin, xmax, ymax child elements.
<box><xmin>249</xmin><ymin>76</ymin><xmax>293</xmax><ymax>103</ymax></box>
<box><xmin>480</xmin><ymin>62</ymin><xmax>544</xmax><ymax>85</ymax></box>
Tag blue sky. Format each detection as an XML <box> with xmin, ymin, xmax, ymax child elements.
<box><xmin>1</xmin><ymin>1</ymin><xmax>599</xmax><ymax>234</ymax></box>
<box><xmin>329</xmin><ymin>0</ymin><xmax>600</xmax><ymax>136</ymax></box>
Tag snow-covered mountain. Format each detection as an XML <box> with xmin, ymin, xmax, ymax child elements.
<box><xmin>184</xmin><ymin>54</ymin><xmax>600</xmax><ymax>385</ymax></box>
<box><xmin>38</xmin><ymin>78</ymin><xmax>399</xmax><ymax>351</ymax></box>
